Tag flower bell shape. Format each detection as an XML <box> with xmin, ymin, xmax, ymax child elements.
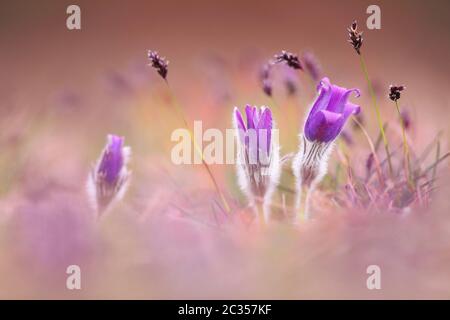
<box><xmin>87</xmin><ymin>134</ymin><xmax>131</xmax><ymax>217</ymax></box>
<box><xmin>233</xmin><ymin>105</ymin><xmax>280</xmax><ymax>222</ymax></box>
<box><xmin>293</xmin><ymin>78</ymin><xmax>360</xmax><ymax>219</ymax></box>
<box><xmin>304</xmin><ymin>77</ymin><xmax>361</xmax><ymax>144</ymax></box>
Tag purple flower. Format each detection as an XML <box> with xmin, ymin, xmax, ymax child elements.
<box><xmin>87</xmin><ymin>134</ymin><xmax>131</xmax><ymax>215</ymax></box>
<box><xmin>400</xmin><ymin>109</ymin><xmax>411</xmax><ymax>130</ymax></box>
<box><xmin>233</xmin><ymin>105</ymin><xmax>281</xmax><ymax>222</ymax></box>
<box><xmin>233</xmin><ymin>105</ymin><xmax>280</xmax><ymax>222</ymax></box>
<box><xmin>259</xmin><ymin>63</ymin><xmax>273</xmax><ymax>97</ymax></box>
<box><xmin>302</xmin><ymin>51</ymin><xmax>322</xmax><ymax>82</ymax></box>
<box><xmin>304</xmin><ymin>77</ymin><xmax>361</xmax><ymax>143</ymax></box>
<box><xmin>340</xmin><ymin>129</ymin><xmax>354</xmax><ymax>146</ymax></box>
<box><xmin>234</xmin><ymin>105</ymin><xmax>272</xmax><ymax>162</ymax></box>
<box><xmin>97</xmin><ymin>135</ymin><xmax>125</xmax><ymax>184</ymax></box>
<box><xmin>283</xmin><ymin>65</ymin><xmax>299</xmax><ymax>96</ymax></box>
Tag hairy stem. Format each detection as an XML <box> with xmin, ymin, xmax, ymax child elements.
<box><xmin>295</xmin><ymin>184</ymin><xmax>312</xmax><ymax>223</ymax></box>
<box><xmin>254</xmin><ymin>197</ymin><xmax>266</xmax><ymax>226</ymax></box>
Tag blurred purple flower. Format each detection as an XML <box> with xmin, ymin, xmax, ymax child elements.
<box><xmin>87</xmin><ymin>134</ymin><xmax>131</xmax><ymax>216</ymax></box>
<box><xmin>340</xmin><ymin>129</ymin><xmax>354</xmax><ymax>146</ymax></box>
<box><xmin>259</xmin><ymin>63</ymin><xmax>273</xmax><ymax>97</ymax></box>
<box><xmin>283</xmin><ymin>65</ymin><xmax>299</xmax><ymax>96</ymax></box>
<box><xmin>400</xmin><ymin>109</ymin><xmax>411</xmax><ymax>130</ymax></box>
<box><xmin>262</xmin><ymin>79</ymin><xmax>273</xmax><ymax>97</ymax></box>
<box><xmin>55</xmin><ymin>90</ymin><xmax>82</xmax><ymax>109</ymax></box>
<box><xmin>13</xmin><ymin>192</ymin><xmax>95</xmax><ymax>277</ymax></box>
<box><xmin>305</xmin><ymin>77</ymin><xmax>361</xmax><ymax>143</ymax></box>
<box><xmin>366</xmin><ymin>152</ymin><xmax>375</xmax><ymax>175</ymax></box>
<box><xmin>302</xmin><ymin>51</ymin><xmax>322</xmax><ymax>82</ymax></box>
<box><xmin>104</xmin><ymin>70</ymin><xmax>133</xmax><ymax>96</ymax></box>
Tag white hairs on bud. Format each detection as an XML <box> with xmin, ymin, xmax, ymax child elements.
<box><xmin>292</xmin><ymin>135</ymin><xmax>333</xmax><ymax>220</ymax></box>
<box><xmin>233</xmin><ymin>110</ymin><xmax>281</xmax><ymax>223</ymax></box>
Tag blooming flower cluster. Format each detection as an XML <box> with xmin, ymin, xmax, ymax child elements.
<box><xmin>232</xmin><ymin>77</ymin><xmax>360</xmax><ymax>222</ymax></box>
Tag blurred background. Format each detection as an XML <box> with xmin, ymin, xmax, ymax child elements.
<box><xmin>0</xmin><ymin>0</ymin><xmax>449</xmax><ymax>299</ymax></box>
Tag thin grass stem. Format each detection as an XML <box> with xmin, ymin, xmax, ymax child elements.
<box><xmin>164</xmin><ymin>80</ymin><xmax>231</xmax><ymax>213</ymax></box>
<box><xmin>394</xmin><ymin>100</ymin><xmax>413</xmax><ymax>188</ymax></box>
<box><xmin>358</xmin><ymin>54</ymin><xmax>393</xmax><ymax>177</ymax></box>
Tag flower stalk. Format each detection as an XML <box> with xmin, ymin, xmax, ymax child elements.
<box><xmin>148</xmin><ymin>50</ymin><xmax>231</xmax><ymax>213</ymax></box>
<box><xmin>293</xmin><ymin>77</ymin><xmax>360</xmax><ymax>221</ymax></box>
<box><xmin>359</xmin><ymin>54</ymin><xmax>393</xmax><ymax>177</ymax></box>
<box><xmin>390</xmin><ymin>85</ymin><xmax>413</xmax><ymax>188</ymax></box>
<box><xmin>348</xmin><ymin>20</ymin><xmax>394</xmax><ymax>178</ymax></box>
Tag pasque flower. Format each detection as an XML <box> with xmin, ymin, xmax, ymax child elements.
<box><xmin>293</xmin><ymin>77</ymin><xmax>360</xmax><ymax>220</ymax></box>
<box><xmin>234</xmin><ymin>105</ymin><xmax>281</xmax><ymax>223</ymax></box>
<box><xmin>87</xmin><ymin>134</ymin><xmax>131</xmax><ymax>216</ymax></box>
<box><xmin>304</xmin><ymin>77</ymin><xmax>361</xmax><ymax>143</ymax></box>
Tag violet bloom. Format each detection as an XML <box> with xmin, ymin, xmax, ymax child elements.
<box><xmin>400</xmin><ymin>109</ymin><xmax>411</xmax><ymax>130</ymax></box>
<box><xmin>305</xmin><ymin>77</ymin><xmax>361</xmax><ymax>143</ymax></box>
<box><xmin>293</xmin><ymin>77</ymin><xmax>361</xmax><ymax>220</ymax></box>
<box><xmin>259</xmin><ymin>63</ymin><xmax>273</xmax><ymax>97</ymax></box>
<box><xmin>87</xmin><ymin>134</ymin><xmax>131</xmax><ymax>217</ymax></box>
<box><xmin>233</xmin><ymin>105</ymin><xmax>280</xmax><ymax>223</ymax></box>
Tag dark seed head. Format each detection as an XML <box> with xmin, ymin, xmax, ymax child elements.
<box><xmin>273</xmin><ymin>50</ymin><xmax>303</xmax><ymax>70</ymax></box>
<box><xmin>348</xmin><ymin>20</ymin><xmax>363</xmax><ymax>55</ymax></box>
<box><xmin>389</xmin><ymin>85</ymin><xmax>405</xmax><ymax>101</ymax></box>
<box><xmin>147</xmin><ymin>50</ymin><xmax>169</xmax><ymax>79</ymax></box>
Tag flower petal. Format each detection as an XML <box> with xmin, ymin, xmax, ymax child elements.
<box><xmin>343</xmin><ymin>102</ymin><xmax>361</xmax><ymax>117</ymax></box>
<box><xmin>305</xmin><ymin>110</ymin><xmax>343</xmax><ymax>143</ymax></box>
<box><xmin>234</xmin><ymin>107</ymin><xmax>247</xmax><ymax>146</ymax></box>
<box><xmin>257</xmin><ymin>107</ymin><xmax>273</xmax><ymax>155</ymax></box>
<box><xmin>245</xmin><ymin>105</ymin><xmax>257</xmax><ymax>129</ymax></box>
<box><xmin>234</xmin><ymin>107</ymin><xmax>246</xmax><ymax>131</ymax></box>
<box><xmin>307</xmin><ymin>77</ymin><xmax>332</xmax><ymax>118</ymax></box>
<box><xmin>99</xmin><ymin>135</ymin><xmax>124</xmax><ymax>184</ymax></box>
